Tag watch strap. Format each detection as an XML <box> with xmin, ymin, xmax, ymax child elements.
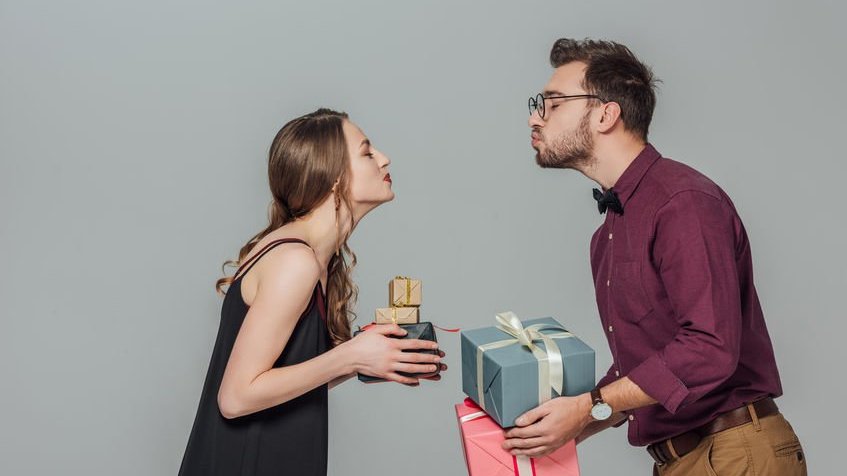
<box><xmin>590</xmin><ymin>387</ymin><xmax>604</xmax><ymax>406</ymax></box>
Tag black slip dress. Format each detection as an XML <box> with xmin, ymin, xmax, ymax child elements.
<box><xmin>179</xmin><ymin>238</ymin><xmax>329</xmax><ymax>476</ymax></box>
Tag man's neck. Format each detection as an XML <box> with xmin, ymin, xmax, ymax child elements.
<box><xmin>583</xmin><ymin>138</ymin><xmax>647</xmax><ymax>190</ymax></box>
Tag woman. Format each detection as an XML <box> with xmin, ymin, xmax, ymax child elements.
<box><xmin>179</xmin><ymin>108</ymin><xmax>445</xmax><ymax>475</ymax></box>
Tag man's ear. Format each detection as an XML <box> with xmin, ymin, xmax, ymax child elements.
<box><xmin>597</xmin><ymin>102</ymin><xmax>622</xmax><ymax>133</ymax></box>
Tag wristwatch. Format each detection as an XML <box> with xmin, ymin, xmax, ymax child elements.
<box><xmin>590</xmin><ymin>387</ymin><xmax>613</xmax><ymax>421</ymax></box>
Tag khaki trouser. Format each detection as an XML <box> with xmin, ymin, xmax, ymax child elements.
<box><xmin>653</xmin><ymin>413</ymin><xmax>806</xmax><ymax>475</ymax></box>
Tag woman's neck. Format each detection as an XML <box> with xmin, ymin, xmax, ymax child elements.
<box><xmin>280</xmin><ymin>199</ymin><xmax>356</xmax><ymax>272</ymax></box>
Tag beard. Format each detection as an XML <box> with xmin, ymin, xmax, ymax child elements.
<box><xmin>534</xmin><ymin>111</ymin><xmax>596</xmax><ymax>170</ymax></box>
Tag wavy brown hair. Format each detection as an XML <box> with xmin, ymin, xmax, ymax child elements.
<box><xmin>216</xmin><ymin>108</ymin><xmax>358</xmax><ymax>346</ymax></box>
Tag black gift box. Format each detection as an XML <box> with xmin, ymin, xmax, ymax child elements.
<box><xmin>355</xmin><ymin>322</ymin><xmax>440</xmax><ymax>383</ymax></box>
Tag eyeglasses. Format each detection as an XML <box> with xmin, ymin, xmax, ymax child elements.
<box><xmin>528</xmin><ymin>93</ymin><xmax>605</xmax><ymax>119</ymax></box>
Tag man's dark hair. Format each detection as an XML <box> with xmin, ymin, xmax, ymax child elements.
<box><xmin>550</xmin><ymin>38</ymin><xmax>658</xmax><ymax>140</ymax></box>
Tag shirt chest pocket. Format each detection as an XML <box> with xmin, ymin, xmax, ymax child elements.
<box><xmin>611</xmin><ymin>261</ymin><xmax>653</xmax><ymax>322</ymax></box>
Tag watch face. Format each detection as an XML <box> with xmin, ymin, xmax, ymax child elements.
<box><xmin>591</xmin><ymin>402</ymin><xmax>613</xmax><ymax>421</ymax></box>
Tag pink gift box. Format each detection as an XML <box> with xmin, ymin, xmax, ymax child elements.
<box><xmin>455</xmin><ymin>398</ymin><xmax>580</xmax><ymax>476</ymax></box>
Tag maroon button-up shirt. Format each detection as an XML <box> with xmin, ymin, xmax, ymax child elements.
<box><xmin>592</xmin><ymin>144</ymin><xmax>783</xmax><ymax>446</ymax></box>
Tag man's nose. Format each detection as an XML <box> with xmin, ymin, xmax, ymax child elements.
<box><xmin>528</xmin><ymin>111</ymin><xmax>544</xmax><ymax>128</ymax></box>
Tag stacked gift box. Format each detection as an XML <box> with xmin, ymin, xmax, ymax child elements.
<box><xmin>357</xmin><ymin>276</ymin><xmax>439</xmax><ymax>383</ymax></box>
<box><xmin>455</xmin><ymin>311</ymin><xmax>595</xmax><ymax>475</ymax></box>
<box><xmin>375</xmin><ymin>276</ymin><xmax>422</xmax><ymax>324</ymax></box>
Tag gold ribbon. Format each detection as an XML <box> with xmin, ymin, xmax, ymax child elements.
<box><xmin>393</xmin><ymin>276</ymin><xmax>418</xmax><ymax>306</ymax></box>
<box><xmin>378</xmin><ymin>307</ymin><xmax>399</xmax><ymax>324</ymax></box>
<box><xmin>475</xmin><ymin>312</ymin><xmax>573</xmax><ymax>416</ymax></box>
<box><xmin>378</xmin><ymin>307</ymin><xmax>417</xmax><ymax>324</ymax></box>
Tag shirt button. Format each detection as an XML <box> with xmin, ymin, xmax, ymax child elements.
<box><xmin>628</xmin><ymin>414</ymin><xmax>635</xmax><ymax>421</ymax></box>
<box><xmin>608</xmin><ymin>325</ymin><xmax>614</xmax><ymax>332</ymax></box>
<box><xmin>606</xmin><ymin>279</ymin><xmax>610</xmax><ymax>287</ymax></box>
<box><xmin>615</xmin><ymin>370</ymin><xmax>620</xmax><ymax>377</ymax></box>
<box><xmin>608</xmin><ymin>233</ymin><xmax>613</xmax><ymax>240</ymax></box>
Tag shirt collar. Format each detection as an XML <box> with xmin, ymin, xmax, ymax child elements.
<box><xmin>608</xmin><ymin>143</ymin><xmax>661</xmax><ymax>208</ymax></box>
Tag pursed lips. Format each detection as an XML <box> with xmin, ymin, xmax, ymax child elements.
<box><xmin>531</xmin><ymin>131</ymin><xmax>542</xmax><ymax>144</ymax></box>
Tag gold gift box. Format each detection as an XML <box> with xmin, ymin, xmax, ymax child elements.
<box><xmin>389</xmin><ymin>276</ymin><xmax>422</xmax><ymax>307</ymax></box>
<box><xmin>375</xmin><ymin>306</ymin><xmax>420</xmax><ymax>325</ymax></box>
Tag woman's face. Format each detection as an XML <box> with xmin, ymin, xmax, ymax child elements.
<box><xmin>342</xmin><ymin>120</ymin><xmax>394</xmax><ymax>210</ymax></box>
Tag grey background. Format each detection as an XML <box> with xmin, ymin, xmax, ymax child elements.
<box><xmin>1</xmin><ymin>0</ymin><xmax>844</xmax><ymax>474</ymax></box>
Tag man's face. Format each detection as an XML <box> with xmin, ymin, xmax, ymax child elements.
<box><xmin>529</xmin><ymin>61</ymin><xmax>597</xmax><ymax>170</ymax></box>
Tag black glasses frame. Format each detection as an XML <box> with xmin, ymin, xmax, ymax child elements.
<box><xmin>528</xmin><ymin>93</ymin><xmax>606</xmax><ymax>119</ymax></box>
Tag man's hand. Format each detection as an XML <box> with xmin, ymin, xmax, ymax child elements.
<box><xmin>502</xmin><ymin>393</ymin><xmax>593</xmax><ymax>457</ymax></box>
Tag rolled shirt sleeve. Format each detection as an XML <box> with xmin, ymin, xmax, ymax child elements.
<box><xmin>596</xmin><ymin>364</ymin><xmax>618</xmax><ymax>389</ymax></box>
<box><xmin>627</xmin><ymin>190</ymin><xmax>743</xmax><ymax>414</ymax></box>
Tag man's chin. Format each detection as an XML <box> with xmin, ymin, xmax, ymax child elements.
<box><xmin>532</xmin><ymin>146</ymin><xmax>547</xmax><ymax>167</ymax></box>
<box><xmin>535</xmin><ymin>151</ymin><xmax>558</xmax><ymax>169</ymax></box>
<box><xmin>534</xmin><ymin>152</ymin><xmax>546</xmax><ymax>167</ymax></box>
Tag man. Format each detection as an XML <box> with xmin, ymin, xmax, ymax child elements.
<box><xmin>502</xmin><ymin>38</ymin><xmax>806</xmax><ymax>475</ymax></box>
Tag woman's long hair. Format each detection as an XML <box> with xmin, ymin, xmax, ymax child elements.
<box><xmin>216</xmin><ymin>108</ymin><xmax>358</xmax><ymax>346</ymax></box>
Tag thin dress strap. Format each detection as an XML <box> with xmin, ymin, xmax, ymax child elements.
<box><xmin>232</xmin><ymin>238</ymin><xmax>311</xmax><ymax>282</ymax></box>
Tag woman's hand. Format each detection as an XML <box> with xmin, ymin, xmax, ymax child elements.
<box><xmin>341</xmin><ymin>324</ymin><xmax>442</xmax><ymax>385</ymax></box>
<box><xmin>415</xmin><ymin>349</ymin><xmax>448</xmax><ymax>383</ymax></box>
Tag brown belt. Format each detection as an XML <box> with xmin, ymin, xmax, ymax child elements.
<box><xmin>646</xmin><ymin>398</ymin><xmax>779</xmax><ymax>466</ymax></box>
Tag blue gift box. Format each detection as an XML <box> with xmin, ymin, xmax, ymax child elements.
<box><xmin>461</xmin><ymin>314</ymin><xmax>595</xmax><ymax>428</ymax></box>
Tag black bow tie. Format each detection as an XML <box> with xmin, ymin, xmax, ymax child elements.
<box><xmin>593</xmin><ymin>188</ymin><xmax>624</xmax><ymax>215</ymax></box>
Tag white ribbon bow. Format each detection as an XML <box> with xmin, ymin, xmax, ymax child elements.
<box><xmin>476</xmin><ymin>312</ymin><xmax>574</xmax><ymax>416</ymax></box>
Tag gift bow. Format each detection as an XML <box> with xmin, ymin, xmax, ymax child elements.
<box><xmin>476</xmin><ymin>312</ymin><xmax>574</xmax><ymax>416</ymax></box>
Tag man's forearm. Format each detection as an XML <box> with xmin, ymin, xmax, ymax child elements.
<box><xmin>575</xmin><ymin>412</ymin><xmax>626</xmax><ymax>444</ymax></box>
<box><xmin>574</xmin><ymin>377</ymin><xmax>655</xmax><ymax>444</ymax></box>
<box><xmin>601</xmin><ymin>376</ymin><xmax>657</xmax><ymax>413</ymax></box>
